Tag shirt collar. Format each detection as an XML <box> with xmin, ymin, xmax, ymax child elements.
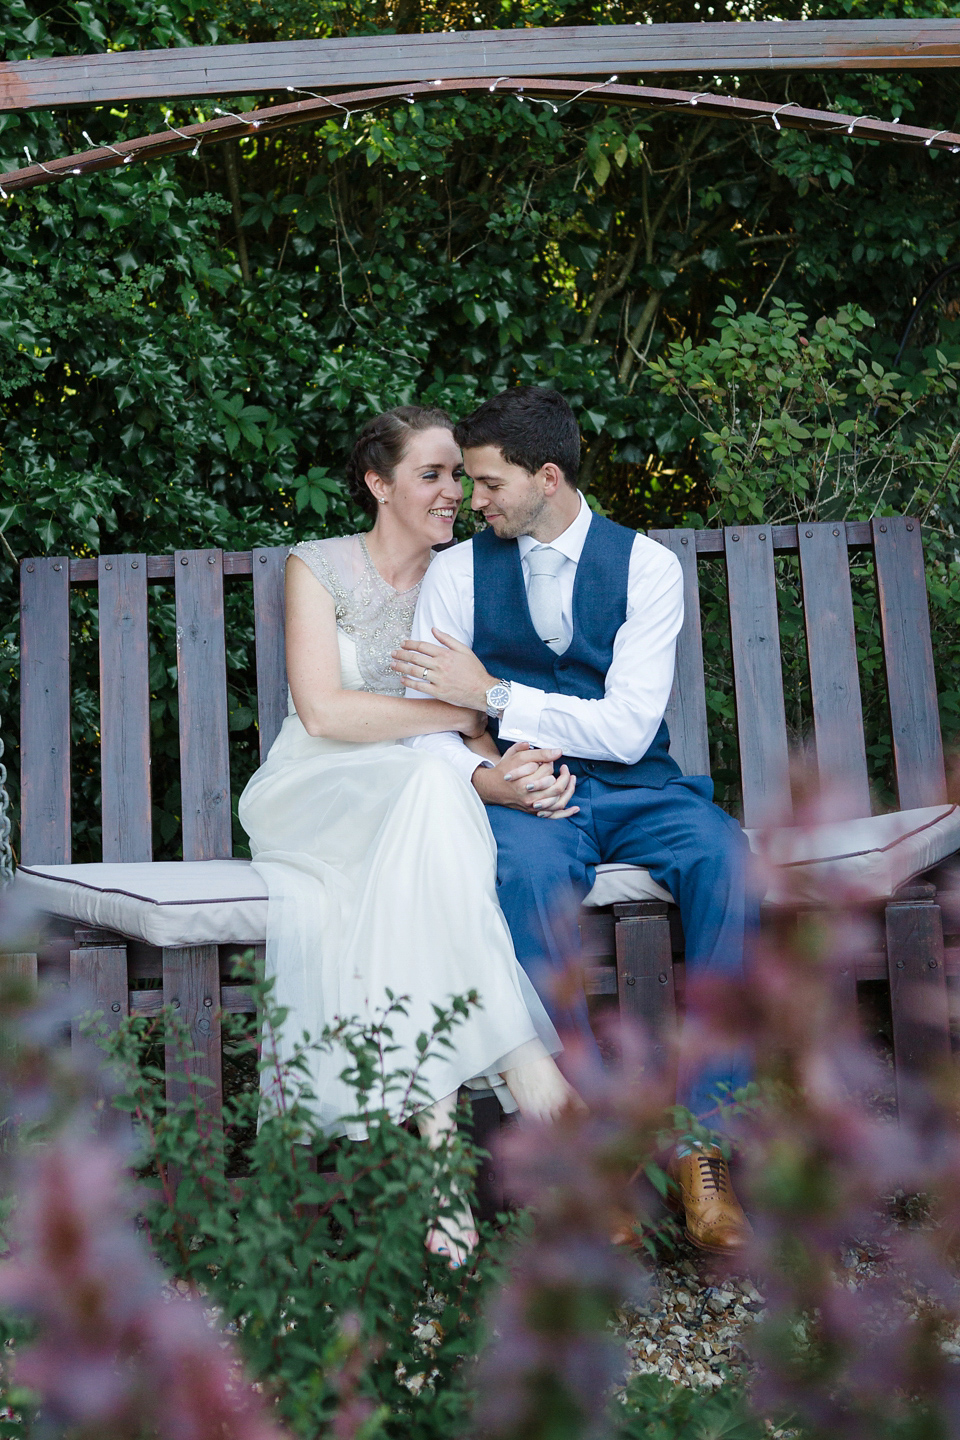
<box><xmin>517</xmin><ymin>491</ymin><xmax>591</xmax><ymax>563</ymax></box>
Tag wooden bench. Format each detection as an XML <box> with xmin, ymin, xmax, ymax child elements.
<box><xmin>14</xmin><ymin>517</ymin><xmax>960</xmax><ymax>1126</ymax></box>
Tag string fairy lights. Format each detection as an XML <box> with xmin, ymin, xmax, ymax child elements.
<box><xmin>4</xmin><ymin>75</ymin><xmax>960</xmax><ymax>196</ymax></box>
<box><xmin>213</xmin><ymin>106</ymin><xmax>262</xmax><ymax>129</ymax></box>
<box><xmin>82</xmin><ymin>130</ymin><xmax>133</xmax><ymax>164</ymax></box>
<box><xmin>286</xmin><ymin>85</ymin><xmax>354</xmax><ymax>127</ymax></box>
<box><xmin>769</xmin><ymin>103</ymin><xmax>799</xmax><ymax>131</ymax></box>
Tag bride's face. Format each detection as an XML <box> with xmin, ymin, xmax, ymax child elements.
<box><xmin>372</xmin><ymin>427</ymin><xmax>464</xmax><ymax>545</ymax></box>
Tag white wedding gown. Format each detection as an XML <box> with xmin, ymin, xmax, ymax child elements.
<box><xmin>238</xmin><ymin>534</ymin><xmax>559</xmax><ymax>1139</ymax></box>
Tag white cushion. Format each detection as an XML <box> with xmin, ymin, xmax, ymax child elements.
<box><xmin>15</xmin><ymin>860</ymin><xmax>268</xmax><ymax>949</ymax></box>
<box><xmin>582</xmin><ymin>864</ymin><xmax>675</xmax><ymax>907</ymax></box>
<box><xmin>16</xmin><ymin>804</ymin><xmax>960</xmax><ymax>947</ymax></box>
<box><xmin>751</xmin><ymin>803</ymin><xmax>960</xmax><ymax>905</ymax></box>
<box><xmin>581</xmin><ymin>803</ymin><xmax>960</xmax><ymax>910</ymax></box>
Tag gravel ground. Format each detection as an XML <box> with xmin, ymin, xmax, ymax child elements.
<box><xmin>617</xmin><ymin>1225</ymin><xmax>960</xmax><ymax>1396</ymax></box>
<box><xmin>617</xmin><ymin>1246</ymin><xmax>764</xmax><ymax>1390</ymax></box>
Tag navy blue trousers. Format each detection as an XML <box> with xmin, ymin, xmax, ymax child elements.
<box><xmin>485</xmin><ymin>773</ymin><xmax>754</xmax><ymax>1122</ymax></box>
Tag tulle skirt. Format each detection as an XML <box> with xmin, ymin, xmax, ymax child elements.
<box><xmin>238</xmin><ymin>714</ymin><xmax>559</xmax><ymax>1138</ymax></box>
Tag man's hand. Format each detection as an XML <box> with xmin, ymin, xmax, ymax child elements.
<box><xmin>392</xmin><ymin>630</ymin><xmax>496</xmax><ymax>710</ymax></box>
<box><xmin>471</xmin><ymin>742</ymin><xmax>579</xmax><ymax>819</ymax></box>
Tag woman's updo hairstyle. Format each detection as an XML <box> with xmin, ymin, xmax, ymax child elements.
<box><xmin>345</xmin><ymin>405</ymin><xmax>455</xmax><ymax>517</ymax></box>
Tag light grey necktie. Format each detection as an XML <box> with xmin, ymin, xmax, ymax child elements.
<box><xmin>526</xmin><ymin>544</ymin><xmax>567</xmax><ymax>653</ymax></box>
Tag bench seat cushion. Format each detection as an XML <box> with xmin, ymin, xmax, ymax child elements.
<box><xmin>15</xmin><ymin>856</ymin><xmax>668</xmax><ymax>945</ymax></box>
<box><xmin>15</xmin><ymin>803</ymin><xmax>960</xmax><ymax>947</ymax></box>
<box><xmin>582</xmin><ymin>803</ymin><xmax>960</xmax><ymax>909</ymax></box>
<box><xmin>754</xmin><ymin>802</ymin><xmax>960</xmax><ymax>905</ymax></box>
<box><xmin>16</xmin><ymin>860</ymin><xmax>268</xmax><ymax>949</ymax></box>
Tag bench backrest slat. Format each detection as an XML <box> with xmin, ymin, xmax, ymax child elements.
<box><xmin>174</xmin><ymin>549</ymin><xmax>232</xmax><ymax>860</ymax></box>
<box><xmin>725</xmin><ymin>524</ymin><xmax>790</xmax><ymax>827</ymax></box>
<box><xmin>797</xmin><ymin>523</ymin><xmax>871</xmax><ymax>817</ymax></box>
<box><xmin>99</xmin><ymin>555</ymin><xmax>152</xmax><ymax>861</ymax></box>
<box><xmin>252</xmin><ymin>546</ymin><xmax>290</xmax><ymax>763</ymax></box>
<box><xmin>19</xmin><ymin>557</ymin><xmax>71</xmax><ymax>864</ymax></box>
<box><xmin>872</xmin><ymin>516</ymin><xmax>946</xmax><ymax>809</ymax></box>
<box><xmin>648</xmin><ymin>528</ymin><xmax>710</xmax><ymax>778</ymax></box>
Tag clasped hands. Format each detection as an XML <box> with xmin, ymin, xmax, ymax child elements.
<box><xmin>391</xmin><ymin>630</ymin><xmax>578</xmax><ymax>820</ymax></box>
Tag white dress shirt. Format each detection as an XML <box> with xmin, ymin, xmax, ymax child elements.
<box><xmin>407</xmin><ymin>494</ymin><xmax>684</xmax><ymax>786</ymax></box>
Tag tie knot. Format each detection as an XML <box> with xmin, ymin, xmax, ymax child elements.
<box><xmin>526</xmin><ymin>545</ymin><xmax>566</xmax><ymax>578</ymax></box>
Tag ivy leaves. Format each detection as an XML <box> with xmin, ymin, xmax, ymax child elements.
<box><xmin>289</xmin><ymin>467</ymin><xmax>346</xmax><ymax>517</ymax></box>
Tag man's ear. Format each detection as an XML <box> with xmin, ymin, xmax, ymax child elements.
<box><xmin>540</xmin><ymin>462</ymin><xmax>565</xmax><ymax>497</ymax></box>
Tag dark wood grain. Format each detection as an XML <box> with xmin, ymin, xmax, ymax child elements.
<box><xmin>797</xmin><ymin>523</ymin><xmax>871</xmax><ymax>817</ymax></box>
<box><xmin>175</xmin><ymin>549</ymin><xmax>232</xmax><ymax>861</ymax></box>
<box><xmin>131</xmin><ymin>983</ymin><xmax>255</xmax><ymax>1017</ymax></box>
<box><xmin>724</xmin><ymin>525</ymin><xmax>791</xmax><ymax>827</ymax></box>
<box><xmin>162</xmin><ymin>944</ymin><xmax>223</xmax><ymax>1123</ymax></box>
<box><xmin>70</xmin><ymin>945</ymin><xmax>129</xmax><ymax>1042</ymax></box>
<box><xmin>614</xmin><ymin>904</ymin><xmax>676</xmax><ymax>1078</ymax></box>
<box><xmin>886</xmin><ymin>895</ymin><xmax>950</xmax><ymax>1118</ymax></box>
<box><xmin>20</xmin><ymin>557</ymin><xmax>71</xmax><ymax>864</ymax></box>
<box><xmin>872</xmin><ymin>517</ymin><xmax>946</xmax><ymax>809</ymax></box>
<box><xmin>649</xmin><ymin>529</ymin><xmax>710</xmax><ymax>778</ymax></box>
<box><xmin>99</xmin><ymin>555</ymin><xmax>152</xmax><ymax>861</ymax></box>
<box><xmin>71</xmin><ymin>553</ymin><xmax>252</xmax><ymax>583</ymax></box>
<box><xmin>4</xmin><ymin>21</ymin><xmax>960</xmax><ymax>112</ymax></box>
<box><xmin>252</xmin><ymin>545</ymin><xmax>290</xmax><ymax>763</ymax></box>
<box><xmin>691</xmin><ymin>521</ymin><xmax>873</xmax><ymax>555</ymax></box>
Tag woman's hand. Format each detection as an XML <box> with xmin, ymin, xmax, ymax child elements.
<box><xmin>457</xmin><ymin>709</ymin><xmax>488</xmax><ymax>740</ymax></box>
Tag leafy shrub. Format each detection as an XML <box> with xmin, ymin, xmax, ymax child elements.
<box><xmin>99</xmin><ymin>977</ymin><xmax>511</xmax><ymax>1440</ymax></box>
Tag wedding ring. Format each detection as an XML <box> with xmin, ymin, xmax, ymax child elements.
<box><xmin>422</xmin><ymin>667</ymin><xmax>428</xmax><ymax>680</ymax></box>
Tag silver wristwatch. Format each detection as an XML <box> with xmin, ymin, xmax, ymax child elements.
<box><xmin>485</xmin><ymin>679</ymin><xmax>512</xmax><ymax>718</ymax></box>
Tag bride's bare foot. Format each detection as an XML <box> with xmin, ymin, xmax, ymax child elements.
<box><xmin>502</xmin><ymin>1054</ymin><xmax>586</xmax><ymax>1122</ymax></box>
<box><xmin>426</xmin><ymin>1202</ymin><xmax>479</xmax><ymax>1269</ymax></box>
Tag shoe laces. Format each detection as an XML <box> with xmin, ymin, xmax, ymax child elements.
<box><xmin>697</xmin><ymin>1152</ymin><xmax>729</xmax><ymax>1195</ymax></box>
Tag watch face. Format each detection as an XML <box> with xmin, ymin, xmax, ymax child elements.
<box><xmin>487</xmin><ymin>682</ymin><xmax>511</xmax><ymax>712</ymax></box>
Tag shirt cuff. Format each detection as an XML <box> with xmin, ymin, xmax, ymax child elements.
<box><xmin>447</xmin><ymin>744</ymin><xmax>492</xmax><ymax>788</ymax></box>
<box><xmin>497</xmin><ymin>681</ymin><xmax>547</xmax><ymax>746</ymax></box>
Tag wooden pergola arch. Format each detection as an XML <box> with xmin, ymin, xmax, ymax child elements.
<box><xmin>3</xmin><ymin>19</ymin><xmax>960</xmax><ymax>193</ymax></box>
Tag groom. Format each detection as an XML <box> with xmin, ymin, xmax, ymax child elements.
<box><xmin>393</xmin><ymin>385</ymin><xmax>754</xmax><ymax>1254</ymax></box>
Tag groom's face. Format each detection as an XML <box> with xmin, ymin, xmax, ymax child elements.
<box><xmin>463</xmin><ymin>445</ymin><xmax>548</xmax><ymax>539</ymax></box>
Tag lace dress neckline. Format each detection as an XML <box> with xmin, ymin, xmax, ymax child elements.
<box><xmin>357</xmin><ymin>533</ymin><xmax>423</xmax><ymax>598</ymax></box>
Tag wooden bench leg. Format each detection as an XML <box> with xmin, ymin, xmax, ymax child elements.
<box><xmin>614</xmin><ymin>901</ymin><xmax>676</xmax><ymax>1078</ymax></box>
<box><xmin>69</xmin><ymin>935</ymin><xmax>129</xmax><ymax>1131</ymax></box>
<box><xmin>466</xmin><ymin>1091</ymin><xmax>505</xmax><ymax>1224</ymax></box>
<box><xmin>886</xmin><ymin>883</ymin><xmax>950</xmax><ymax>1119</ymax></box>
<box><xmin>162</xmin><ymin>944</ymin><xmax>223</xmax><ymax>1127</ymax></box>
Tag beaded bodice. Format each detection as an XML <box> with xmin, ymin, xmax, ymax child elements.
<box><xmin>290</xmin><ymin>534</ymin><xmax>425</xmax><ymax>697</ymax></box>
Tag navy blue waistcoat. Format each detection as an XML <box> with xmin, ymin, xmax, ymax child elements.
<box><xmin>471</xmin><ymin>512</ymin><xmax>681</xmax><ymax>790</ymax></box>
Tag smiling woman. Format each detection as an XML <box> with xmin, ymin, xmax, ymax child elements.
<box><xmin>237</xmin><ymin>404</ymin><xmax>579</xmax><ymax>1269</ymax></box>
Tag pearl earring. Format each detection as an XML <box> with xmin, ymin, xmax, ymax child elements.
<box><xmin>377</xmin><ymin>496</ymin><xmax>387</xmax><ymax>505</ymax></box>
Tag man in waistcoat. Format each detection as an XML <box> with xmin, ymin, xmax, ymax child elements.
<box><xmin>392</xmin><ymin>386</ymin><xmax>753</xmax><ymax>1254</ymax></box>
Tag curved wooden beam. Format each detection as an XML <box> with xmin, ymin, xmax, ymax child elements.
<box><xmin>2</xmin><ymin>20</ymin><xmax>960</xmax><ymax>112</ymax></box>
<box><xmin>3</xmin><ymin>76</ymin><xmax>958</xmax><ymax>196</ymax></box>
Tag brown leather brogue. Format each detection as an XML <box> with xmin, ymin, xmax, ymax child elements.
<box><xmin>666</xmin><ymin>1145</ymin><xmax>752</xmax><ymax>1256</ymax></box>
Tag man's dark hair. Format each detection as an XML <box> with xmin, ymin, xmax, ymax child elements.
<box><xmin>454</xmin><ymin>386</ymin><xmax>580</xmax><ymax>487</ymax></box>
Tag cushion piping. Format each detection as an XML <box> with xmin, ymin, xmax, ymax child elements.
<box><xmin>16</xmin><ymin>866</ymin><xmax>265</xmax><ymax>908</ymax></box>
<box><xmin>773</xmin><ymin>805</ymin><xmax>958</xmax><ymax>869</ymax></box>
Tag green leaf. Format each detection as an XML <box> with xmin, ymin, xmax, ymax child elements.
<box><xmin>591</xmin><ymin>152</ymin><xmax>610</xmax><ymax>187</ymax></box>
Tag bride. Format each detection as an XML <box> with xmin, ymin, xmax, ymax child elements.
<box><xmin>238</xmin><ymin>405</ymin><xmax>579</xmax><ymax>1264</ymax></box>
